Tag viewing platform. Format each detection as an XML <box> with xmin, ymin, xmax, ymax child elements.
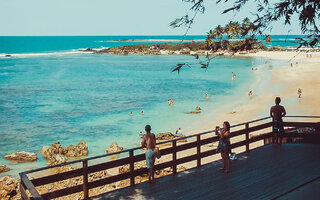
<box><xmin>91</xmin><ymin>143</ymin><xmax>320</xmax><ymax>200</ymax></box>
<box><xmin>19</xmin><ymin>116</ymin><xmax>320</xmax><ymax>200</ymax></box>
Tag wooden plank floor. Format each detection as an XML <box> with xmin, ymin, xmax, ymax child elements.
<box><xmin>90</xmin><ymin>144</ymin><xmax>320</xmax><ymax>200</ymax></box>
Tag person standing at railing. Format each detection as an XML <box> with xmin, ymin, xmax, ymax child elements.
<box><xmin>216</xmin><ymin>121</ymin><xmax>231</xmax><ymax>173</ymax></box>
<box><xmin>141</xmin><ymin>125</ymin><xmax>156</xmax><ymax>183</ymax></box>
<box><xmin>270</xmin><ymin>97</ymin><xmax>286</xmax><ymax>145</ymax></box>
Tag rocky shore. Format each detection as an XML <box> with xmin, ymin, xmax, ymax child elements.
<box><xmin>79</xmin><ymin>38</ymin><xmax>315</xmax><ymax>57</ymax></box>
<box><xmin>0</xmin><ymin>133</ymin><xmax>188</xmax><ymax>199</ymax></box>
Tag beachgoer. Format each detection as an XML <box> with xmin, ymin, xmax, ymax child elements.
<box><xmin>298</xmin><ymin>88</ymin><xmax>302</xmax><ymax>98</ymax></box>
<box><xmin>141</xmin><ymin>125</ymin><xmax>156</xmax><ymax>183</ymax></box>
<box><xmin>176</xmin><ymin>128</ymin><xmax>182</xmax><ymax>135</ymax></box>
<box><xmin>206</xmin><ymin>93</ymin><xmax>209</xmax><ymax>101</ymax></box>
<box><xmin>141</xmin><ymin>111</ymin><xmax>144</xmax><ymax>115</ymax></box>
<box><xmin>168</xmin><ymin>99</ymin><xmax>174</xmax><ymax>106</ymax></box>
<box><xmin>248</xmin><ymin>91</ymin><xmax>253</xmax><ymax>98</ymax></box>
<box><xmin>231</xmin><ymin>72</ymin><xmax>236</xmax><ymax>81</ymax></box>
<box><xmin>270</xmin><ymin>97</ymin><xmax>286</xmax><ymax>145</ymax></box>
<box><xmin>216</xmin><ymin>122</ymin><xmax>231</xmax><ymax>173</ymax></box>
<box><xmin>139</xmin><ymin>131</ymin><xmax>143</xmax><ymax>140</ymax></box>
<box><xmin>130</xmin><ymin>112</ymin><xmax>133</xmax><ymax>116</ymax></box>
<box><xmin>196</xmin><ymin>106</ymin><xmax>201</xmax><ymax>111</ymax></box>
<box><xmin>290</xmin><ymin>63</ymin><xmax>293</xmax><ymax>67</ymax></box>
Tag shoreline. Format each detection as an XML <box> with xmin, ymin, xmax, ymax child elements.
<box><xmin>190</xmin><ymin>50</ymin><xmax>320</xmax><ymax>135</ymax></box>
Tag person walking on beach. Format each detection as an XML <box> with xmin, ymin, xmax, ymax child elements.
<box><xmin>141</xmin><ymin>125</ymin><xmax>156</xmax><ymax>183</ymax></box>
<box><xmin>298</xmin><ymin>88</ymin><xmax>302</xmax><ymax>98</ymax></box>
<box><xmin>216</xmin><ymin>122</ymin><xmax>231</xmax><ymax>173</ymax></box>
<box><xmin>206</xmin><ymin>93</ymin><xmax>209</xmax><ymax>101</ymax></box>
<box><xmin>270</xmin><ymin>97</ymin><xmax>286</xmax><ymax>145</ymax></box>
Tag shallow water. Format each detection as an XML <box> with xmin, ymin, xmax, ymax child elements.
<box><xmin>0</xmin><ymin>36</ymin><xmax>289</xmax><ymax>177</ymax></box>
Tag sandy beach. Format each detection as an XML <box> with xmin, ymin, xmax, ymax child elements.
<box><xmin>191</xmin><ymin>50</ymin><xmax>320</xmax><ymax>134</ymax></box>
<box><xmin>159</xmin><ymin>50</ymin><xmax>320</xmax><ymax>169</ymax></box>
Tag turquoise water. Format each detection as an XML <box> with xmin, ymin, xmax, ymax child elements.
<box><xmin>0</xmin><ymin>35</ymin><xmax>291</xmax><ymax>176</ymax></box>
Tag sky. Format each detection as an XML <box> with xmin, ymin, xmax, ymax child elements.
<box><xmin>0</xmin><ymin>0</ymin><xmax>303</xmax><ymax>36</ymax></box>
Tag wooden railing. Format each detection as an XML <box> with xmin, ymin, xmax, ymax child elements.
<box><xmin>19</xmin><ymin>116</ymin><xmax>320</xmax><ymax>200</ymax></box>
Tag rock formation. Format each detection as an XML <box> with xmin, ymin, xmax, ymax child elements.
<box><xmin>106</xmin><ymin>142</ymin><xmax>124</xmax><ymax>154</ymax></box>
<box><xmin>0</xmin><ymin>176</ymin><xmax>19</xmax><ymax>200</ymax></box>
<box><xmin>63</xmin><ymin>141</ymin><xmax>88</xmax><ymax>157</ymax></box>
<box><xmin>0</xmin><ymin>165</ymin><xmax>10</xmax><ymax>173</ymax></box>
<box><xmin>40</xmin><ymin>141</ymin><xmax>88</xmax><ymax>166</ymax></box>
<box><xmin>4</xmin><ymin>151</ymin><xmax>37</xmax><ymax>162</ymax></box>
<box><xmin>156</xmin><ymin>132</ymin><xmax>187</xmax><ymax>143</ymax></box>
<box><xmin>46</xmin><ymin>154</ymin><xmax>68</xmax><ymax>166</ymax></box>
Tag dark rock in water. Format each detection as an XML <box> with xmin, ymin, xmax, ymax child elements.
<box><xmin>84</xmin><ymin>48</ymin><xmax>93</xmax><ymax>52</ymax></box>
<box><xmin>5</xmin><ymin>55</ymin><xmax>11</xmax><ymax>57</ymax></box>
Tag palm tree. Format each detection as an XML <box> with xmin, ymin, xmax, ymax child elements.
<box><xmin>213</xmin><ymin>25</ymin><xmax>224</xmax><ymax>39</ymax></box>
<box><xmin>241</xmin><ymin>18</ymin><xmax>254</xmax><ymax>37</ymax></box>
<box><xmin>205</xmin><ymin>29</ymin><xmax>214</xmax><ymax>49</ymax></box>
<box><xmin>225</xmin><ymin>21</ymin><xmax>241</xmax><ymax>39</ymax></box>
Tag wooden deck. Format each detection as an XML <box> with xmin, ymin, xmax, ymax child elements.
<box><xmin>90</xmin><ymin>144</ymin><xmax>320</xmax><ymax>200</ymax></box>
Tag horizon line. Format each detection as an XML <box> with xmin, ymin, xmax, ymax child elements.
<box><xmin>0</xmin><ymin>34</ymin><xmax>308</xmax><ymax>37</ymax></box>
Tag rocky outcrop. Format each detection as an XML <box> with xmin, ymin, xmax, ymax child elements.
<box><xmin>46</xmin><ymin>154</ymin><xmax>68</xmax><ymax>166</ymax></box>
<box><xmin>40</xmin><ymin>142</ymin><xmax>64</xmax><ymax>160</ymax></box>
<box><xmin>0</xmin><ymin>165</ymin><xmax>10</xmax><ymax>173</ymax></box>
<box><xmin>156</xmin><ymin>132</ymin><xmax>187</xmax><ymax>143</ymax></box>
<box><xmin>0</xmin><ymin>176</ymin><xmax>19</xmax><ymax>200</ymax></box>
<box><xmin>271</xmin><ymin>45</ymin><xmax>283</xmax><ymax>51</ymax></box>
<box><xmin>106</xmin><ymin>142</ymin><xmax>124</xmax><ymax>154</ymax></box>
<box><xmin>4</xmin><ymin>151</ymin><xmax>37</xmax><ymax>162</ymax></box>
<box><xmin>63</xmin><ymin>141</ymin><xmax>88</xmax><ymax>157</ymax></box>
<box><xmin>40</xmin><ymin>141</ymin><xmax>88</xmax><ymax>166</ymax></box>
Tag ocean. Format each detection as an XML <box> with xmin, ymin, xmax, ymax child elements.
<box><xmin>0</xmin><ymin>35</ymin><xmax>295</xmax><ymax>176</ymax></box>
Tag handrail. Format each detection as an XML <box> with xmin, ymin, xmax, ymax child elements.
<box><xmin>19</xmin><ymin>115</ymin><xmax>320</xmax><ymax>200</ymax></box>
<box><xmin>22</xmin><ymin>115</ymin><xmax>320</xmax><ymax>174</ymax></box>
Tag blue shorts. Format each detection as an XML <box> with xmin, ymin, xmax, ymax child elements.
<box><xmin>145</xmin><ymin>149</ymin><xmax>156</xmax><ymax>169</ymax></box>
<box><xmin>273</xmin><ymin>119</ymin><xmax>284</xmax><ymax>132</ymax></box>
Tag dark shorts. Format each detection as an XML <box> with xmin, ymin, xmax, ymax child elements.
<box><xmin>218</xmin><ymin>139</ymin><xmax>231</xmax><ymax>154</ymax></box>
<box><xmin>273</xmin><ymin>119</ymin><xmax>284</xmax><ymax>132</ymax></box>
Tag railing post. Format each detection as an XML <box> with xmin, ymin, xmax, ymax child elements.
<box><xmin>82</xmin><ymin>160</ymin><xmax>88</xmax><ymax>200</ymax></box>
<box><xmin>19</xmin><ymin>181</ymin><xmax>29</xmax><ymax>200</ymax></box>
<box><xmin>172</xmin><ymin>140</ymin><xmax>177</xmax><ymax>174</ymax></box>
<box><xmin>197</xmin><ymin>135</ymin><xmax>201</xmax><ymax>167</ymax></box>
<box><xmin>245</xmin><ymin>123</ymin><xmax>249</xmax><ymax>152</ymax></box>
<box><xmin>129</xmin><ymin>150</ymin><xmax>135</xmax><ymax>186</ymax></box>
